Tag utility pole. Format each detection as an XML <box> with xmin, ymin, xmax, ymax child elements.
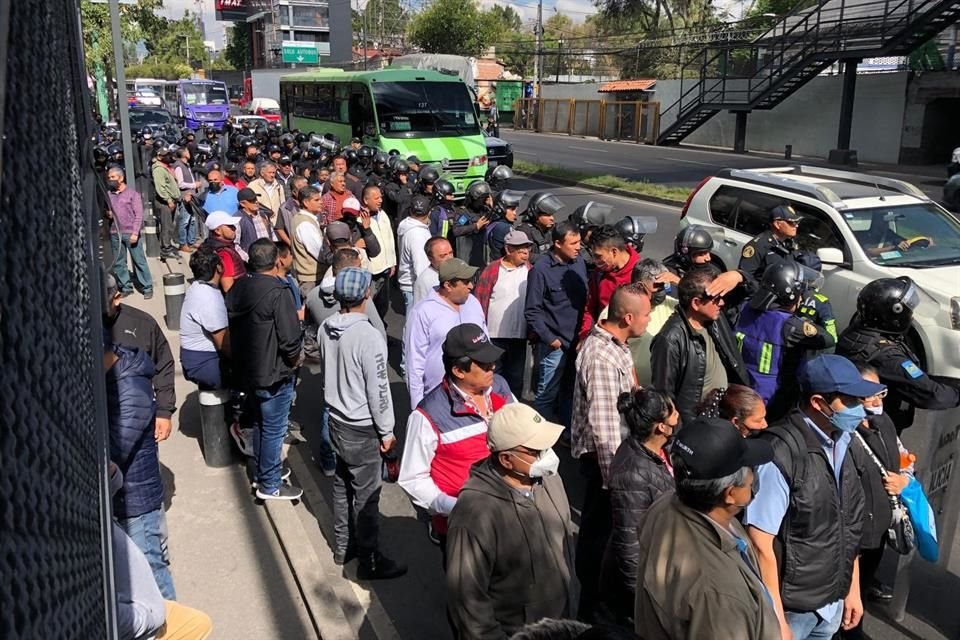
<box><xmin>556</xmin><ymin>38</ymin><xmax>563</xmax><ymax>84</ymax></box>
<box><xmin>182</xmin><ymin>34</ymin><xmax>191</xmax><ymax>72</ymax></box>
<box><xmin>533</xmin><ymin>0</ymin><xmax>542</xmax><ymax>100</ymax></box>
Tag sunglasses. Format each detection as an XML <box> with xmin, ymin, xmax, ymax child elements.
<box><xmin>777</xmin><ymin>219</ymin><xmax>800</xmax><ymax>227</ymax></box>
<box><xmin>698</xmin><ymin>293</ymin><xmax>724</xmax><ymax>305</ymax></box>
<box><xmin>867</xmin><ymin>389</ymin><xmax>889</xmax><ymax>399</ymax></box>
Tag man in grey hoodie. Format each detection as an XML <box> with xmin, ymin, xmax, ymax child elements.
<box><xmin>319</xmin><ymin>267</ymin><xmax>407</xmax><ymax>580</ymax></box>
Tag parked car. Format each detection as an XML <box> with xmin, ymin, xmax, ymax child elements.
<box><xmin>128</xmin><ymin>106</ymin><xmax>173</xmax><ymax>135</ymax></box>
<box><xmin>682</xmin><ymin>164</ymin><xmax>960</xmax><ymax>381</ymax></box>
<box><xmin>132</xmin><ymin>90</ymin><xmax>163</xmax><ymax>108</ymax></box>
<box><xmin>228</xmin><ymin>115</ymin><xmax>269</xmax><ymax>133</ymax></box>
<box><xmin>483</xmin><ymin>129</ymin><xmax>513</xmax><ymax>168</ymax></box>
<box><xmin>247</xmin><ymin>97</ymin><xmax>281</xmax><ymax>123</ymax></box>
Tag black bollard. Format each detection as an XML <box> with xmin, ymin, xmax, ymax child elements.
<box><xmin>785</xmin><ymin>144</ymin><xmax>793</xmax><ymax>160</ymax></box>
<box><xmin>162</xmin><ymin>272</ymin><xmax>185</xmax><ymax>331</ymax></box>
<box><xmin>143</xmin><ymin>206</ymin><xmax>160</xmax><ymax>258</ymax></box>
<box><xmin>199</xmin><ymin>388</ymin><xmax>235</xmax><ymax>467</ymax></box>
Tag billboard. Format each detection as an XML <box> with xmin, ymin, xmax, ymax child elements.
<box><xmin>215</xmin><ymin>0</ymin><xmax>271</xmax><ymax>22</ymax></box>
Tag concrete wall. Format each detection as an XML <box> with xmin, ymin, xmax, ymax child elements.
<box><xmin>654</xmin><ymin>72</ymin><xmax>909</xmax><ymax>164</ymax></box>
<box><xmin>541</xmin><ymin>83</ymin><xmax>605</xmax><ymax>102</ymax></box>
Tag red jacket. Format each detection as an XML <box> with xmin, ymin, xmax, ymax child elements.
<box><xmin>578</xmin><ymin>246</ymin><xmax>640</xmax><ymax>341</ymax></box>
<box><xmin>473</xmin><ymin>258</ymin><xmax>532</xmax><ymax>319</ymax></box>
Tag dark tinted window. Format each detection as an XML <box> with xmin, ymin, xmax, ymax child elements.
<box><xmin>792</xmin><ymin>202</ymin><xmax>845</xmax><ymax>254</ymax></box>
<box><xmin>735</xmin><ymin>189</ymin><xmax>782</xmax><ymax>236</ymax></box>
<box><xmin>708</xmin><ymin>186</ymin><xmax>738</xmax><ymax>226</ymax></box>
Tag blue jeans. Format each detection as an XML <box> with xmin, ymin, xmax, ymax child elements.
<box><xmin>119</xmin><ymin>508</ymin><xmax>176</xmax><ymax>600</ymax></box>
<box><xmin>175</xmin><ymin>202</ymin><xmax>196</xmax><ymax>246</ymax></box>
<box><xmin>786</xmin><ymin>604</ymin><xmax>844</xmax><ymax>640</ymax></box>
<box><xmin>252</xmin><ymin>378</ymin><xmax>295</xmax><ymax>493</ymax></box>
<box><xmin>111</xmin><ymin>233</ymin><xmax>153</xmax><ymax>293</ymax></box>
<box><xmin>313</xmin><ymin>405</ymin><xmax>337</xmax><ymax>472</ymax></box>
<box><xmin>532</xmin><ymin>342</ymin><xmax>573</xmax><ymax>425</ymax></box>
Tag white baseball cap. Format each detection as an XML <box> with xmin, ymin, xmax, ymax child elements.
<box><xmin>205</xmin><ymin>211</ymin><xmax>241</xmax><ymax>231</ymax></box>
<box><xmin>487</xmin><ymin>404</ymin><xmax>564</xmax><ymax>452</ymax></box>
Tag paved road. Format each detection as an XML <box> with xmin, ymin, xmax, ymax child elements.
<box><xmin>285</xmin><ymin>175</ymin><xmax>958</xmax><ymax>640</ymax></box>
<box><xmin>501</xmin><ymin>129</ymin><xmax>949</xmax><ymax>202</ymax></box>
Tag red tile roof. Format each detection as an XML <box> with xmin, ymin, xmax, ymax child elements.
<box><xmin>598</xmin><ymin>79</ymin><xmax>657</xmax><ymax>93</ymax></box>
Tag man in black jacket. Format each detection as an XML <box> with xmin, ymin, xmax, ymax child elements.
<box><xmin>104</xmin><ymin>274</ymin><xmax>177</xmax><ymax>442</ymax></box>
<box><xmin>650</xmin><ymin>268</ymin><xmax>750</xmax><ymax>424</ymax></box>
<box><xmin>227</xmin><ymin>239</ymin><xmax>304</xmax><ymax>501</ymax></box>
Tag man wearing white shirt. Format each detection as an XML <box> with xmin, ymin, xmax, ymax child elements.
<box><xmin>248</xmin><ymin>161</ymin><xmax>284</xmax><ymax>226</ymax></box>
<box><xmin>396</xmin><ymin>194</ymin><xmax>434</xmax><ymax>311</ymax></box>
<box><xmin>290</xmin><ymin>185</ymin><xmax>327</xmax><ymax>297</ymax></box>
<box><xmin>413</xmin><ymin>236</ymin><xmax>454</xmax><ymax>305</ymax></box>
<box><xmin>362</xmin><ymin>184</ymin><xmax>397</xmax><ymax>319</ymax></box>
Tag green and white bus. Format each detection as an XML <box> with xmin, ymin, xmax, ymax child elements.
<box><xmin>279</xmin><ymin>68</ymin><xmax>488</xmax><ymax>194</ymax></box>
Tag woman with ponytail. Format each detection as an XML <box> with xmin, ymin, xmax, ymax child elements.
<box><xmin>598</xmin><ymin>388</ymin><xmax>679</xmax><ymax>626</ymax></box>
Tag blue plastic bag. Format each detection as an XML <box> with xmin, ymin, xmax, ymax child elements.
<box><xmin>900</xmin><ymin>476</ymin><xmax>939</xmax><ymax>563</ymax></box>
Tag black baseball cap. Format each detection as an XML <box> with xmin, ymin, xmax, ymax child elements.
<box><xmin>442</xmin><ymin>323</ymin><xmax>504</xmax><ymax>364</ymax></box>
<box><xmin>237</xmin><ymin>187</ymin><xmax>258</xmax><ymax>203</ymax></box>
<box><xmin>672</xmin><ymin>417</ymin><xmax>774</xmax><ymax>480</ymax></box>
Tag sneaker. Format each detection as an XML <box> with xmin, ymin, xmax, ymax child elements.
<box><xmin>230</xmin><ymin>422</ymin><xmax>254</xmax><ymax>457</ymax></box>
<box><xmin>255</xmin><ymin>484</ymin><xmax>303</xmax><ymax>501</ymax></box>
<box><xmin>357</xmin><ymin>552</ymin><xmax>407</xmax><ymax>580</ymax></box>
<box><xmin>179</xmin><ymin>244</ymin><xmax>195</xmax><ymax>253</ymax></box>
<box><xmin>143</xmin><ymin>290</ymin><xmax>154</xmax><ymax>300</ymax></box>
<box><xmin>251</xmin><ymin>467</ymin><xmax>292</xmax><ymax>489</ymax></box>
<box><xmin>321</xmin><ymin>466</ymin><xmax>336</xmax><ymax>478</ymax></box>
<box><xmin>121</xmin><ymin>289</ymin><xmax>134</xmax><ymax>298</ymax></box>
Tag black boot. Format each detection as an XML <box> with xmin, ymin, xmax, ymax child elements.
<box><xmin>357</xmin><ymin>551</ymin><xmax>407</xmax><ymax>580</ymax></box>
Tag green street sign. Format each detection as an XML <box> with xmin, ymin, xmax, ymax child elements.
<box><xmin>282</xmin><ymin>44</ymin><xmax>318</xmax><ymax>65</ymax></box>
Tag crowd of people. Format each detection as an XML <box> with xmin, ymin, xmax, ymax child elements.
<box><xmin>99</xmin><ymin>121</ymin><xmax>960</xmax><ymax>640</ymax></box>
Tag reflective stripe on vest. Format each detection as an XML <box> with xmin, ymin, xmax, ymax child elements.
<box><xmin>735</xmin><ymin>305</ymin><xmax>791</xmax><ymax>403</ymax></box>
<box><xmin>759</xmin><ymin>342</ymin><xmax>774</xmax><ymax>374</ymax></box>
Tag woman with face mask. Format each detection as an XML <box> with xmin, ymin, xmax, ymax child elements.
<box><xmin>840</xmin><ymin>364</ymin><xmax>911</xmax><ymax>640</ymax></box>
<box><xmin>596</xmin><ymin>388</ymin><xmax>680</xmax><ymax>626</ymax></box>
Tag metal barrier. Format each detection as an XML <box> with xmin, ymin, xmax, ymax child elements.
<box><xmin>513</xmin><ymin>97</ymin><xmax>661</xmax><ymax>144</ymax></box>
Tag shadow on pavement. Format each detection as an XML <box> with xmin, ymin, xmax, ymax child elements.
<box><xmin>160</xmin><ymin>462</ymin><xmax>176</xmax><ymax>512</ymax></box>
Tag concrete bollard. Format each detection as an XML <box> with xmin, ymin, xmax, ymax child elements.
<box><xmin>199</xmin><ymin>388</ymin><xmax>235</xmax><ymax>467</ymax></box>
<box><xmin>143</xmin><ymin>206</ymin><xmax>160</xmax><ymax>258</ymax></box>
<box><xmin>162</xmin><ymin>272</ymin><xmax>185</xmax><ymax>331</ymax></box>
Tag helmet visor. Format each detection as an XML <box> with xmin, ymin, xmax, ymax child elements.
<box><xmin>901</xmin><ymin>280</ymin><xmax>920</xmax><ymax>312</ymax></box>
<box><xmin>798</xmin><ymin>264</ymin><xmax>824</xmax><ymax>293</ymax></box>
<box><xmin>536</xmin><ymin>194</ymin><xmax>565</xmax><ymax>216</ymax></box>
<box><xmin>499</xmin><ymin>190</ymin><xmax>525</xmax><ymax>208</ymax></box>
<box><xmin>581</xmin><ymin>201</ymin><xmax>613</xmax><ymax>225</ymax></box>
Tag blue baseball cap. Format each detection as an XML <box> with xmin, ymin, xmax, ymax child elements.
<box><xmin>798</xmin><ymin>355</ymin><xmax>886</xmax><ymax>398</ymax></box>
<box><xmin>334</xmin><ymin>267</ymin><xmax>372</xmax><ymax>304</ymax></box>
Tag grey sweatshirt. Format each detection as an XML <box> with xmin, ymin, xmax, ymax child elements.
<box><xmin>114</xmin><ymin>521</ymin><xmax>166</xmax><ymax>640</ymax></box>
<box><xmin>319</xmin><ymin>311</ymin><xmax>395</xmax><ymax>438</ymax></box>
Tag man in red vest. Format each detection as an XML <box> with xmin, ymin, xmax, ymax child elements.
<box><xmin>398</xmin><ymin>323</ymin><xmax>516</xmax><ymax>562</ymax></box>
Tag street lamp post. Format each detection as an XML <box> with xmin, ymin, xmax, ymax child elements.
<box><xmin>556</xmin><ymin>38</ymin><xmax>563</xmax><ymax>83</ymax></box>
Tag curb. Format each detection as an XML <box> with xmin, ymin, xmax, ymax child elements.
<box><xmin>514</xmin><ymin>170</ymin><xmax>685</xmax><ymax>208</ymax></box>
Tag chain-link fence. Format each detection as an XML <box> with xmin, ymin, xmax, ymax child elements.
<box><xmin>0</xmin><ymin>0</ymin><xmax>115</xmax><ymax>637</ymax></box>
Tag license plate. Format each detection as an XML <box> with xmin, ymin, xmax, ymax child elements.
<box><xmin>929</xmin><ymin>459</ymin><xmax>955</xmax><ymax>495</ymax></box>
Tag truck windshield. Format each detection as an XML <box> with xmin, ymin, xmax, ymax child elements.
<box><xmin>842</xmin><ymin>203</ymin><xmax>960</xmax><ymax>267</ymax></box>
<box><xmin>182</xmin><ymin>83</ymin><xmax>228</xmax><ymax>107</ymax></box>
<box><xmin>372</xmin><ymin>82</ymin><xmax>479</xmax><ymax>137</ymax></box>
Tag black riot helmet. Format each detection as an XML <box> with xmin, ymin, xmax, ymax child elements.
<box><xmin>465</xmin><ymin>180</ymin><xmax>492</xmax><ymax>211</ymax></box>
<box><xmin>615</xmin><ymin>216</ymin><xmax>658</xmax><ymax>252</ymax></box>
<box><xmin>569</xmin><ymin>201</ymin><xmax>612</xmax><ymax>234</ymax></box>
<box><xmin>524</xmin><ymin>192</ymin><xmax>565</xmax><ymax>223</ymax></box>
<box><xmin>485</xmin><ymin>164</ymin><xmax>513</xmax><ymax>191</ymax></box>
<box><xmin>419</xmin><ymin>165</ymin><xmax>440</xmax><ymax>185</ymax></box>
<box><xmin>750</xmin><ymin>260</ymin><xmax>819</xmax><ymax>311</ymax></box>
<box><xmin>372</xmin><ymin>151</ymin><xmax>389</xmax><ymax>175</ymax></box>
<box><xmin>294</xmin><ymin>132</ymin><xmax>308</xmax><ymax>144</ymax></box>
<box><xmin>674</xmin><ymin>225</ymin><xmax>715</xmax><ymax>267</ymax></box>
<box><xmin>856</xmin><ymin>276</ymin><xmax>921</xmax><ymax>334</ymax></box>
<box><xmin>494</xmin><ymin>189</ymin><xmax>524</xmax><ymax>217</ymax></box>
<box><xmin>357</xmin><ymin>145</ymin><xmax>375</xmax><ymax>166</ymax></box>
<box><xmin>434</xmin><ymin>178</ymin><xmax>455</xmax><ymax>200</ymax></box>
<box><xmin>343</xmin><ymin>148</ymin><xmax>359</xmax><ymax>166</ymax></box>
<box><xmin>392</xmin><ymin>159</ymin><xmax>410</xmax><ymax>177</ymax></box>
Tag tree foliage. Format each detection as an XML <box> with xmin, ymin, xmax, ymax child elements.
<box><xmin>140</xmin><ymin>11</ymin><xmax>206</xmax><ymax>69</ymax></box>
<box><xmin>224</xmin><ymin>24</ymin><xmax>251</xmax><ymax>70</ymax></box>
<box><xmin>361</xmin><ymin>0</ymin><xmax>410</xmax><ymax>47</ymax></box>
<box><xmin>407</xmin><ymin>0</ymin><xmax>500</xmax><ymax>56</ymax></box>
<box><xmin>124</xmin><ymin>62</ymin><xmax>192</xmax><ymax>80</ymax></box>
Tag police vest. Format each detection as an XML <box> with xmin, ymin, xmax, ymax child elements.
<box><xmin>736</xmin><ymin>306</ymin><xmax>791</xmax><ymax>403</ymax></box>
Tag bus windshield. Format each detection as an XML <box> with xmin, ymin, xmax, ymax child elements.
<box><xmin>182</xmin><ymin>82</ymin><xmax>228</xmax><ymax>107</ymax></box>
<box><xmin>372</xmin><ymin>82</ymin><xmax>478</xmax><ymax>137</ymax></box>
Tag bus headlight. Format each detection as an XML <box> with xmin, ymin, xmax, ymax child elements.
<box><xmin>952</xmin><ymin>297</ymin><xmax>960</xmax><ymax>330</ymax></box>
<box><xmin>468</xmin><ymin>155</ymin><xmax>487</xmax><ymax>167</ymax></box>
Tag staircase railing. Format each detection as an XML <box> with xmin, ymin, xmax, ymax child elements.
<box><xmin>659</xmin><ymin>0</ymin><xmax>952</xmax><ymax>140</ymax></box>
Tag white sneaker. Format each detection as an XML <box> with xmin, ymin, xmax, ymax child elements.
<box><xmin>230</xmin><ymin>422</ymin><xmax>254</xmax><ymax>457</ymax></box>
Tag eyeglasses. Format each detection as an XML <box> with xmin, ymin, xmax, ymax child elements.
<box><xmin>698</xmin><ymin>293</ymin><xmax>724</xmax><ymax>305</ymax></box>
<box><xmin>866</xmin><ymin>389</ymin><xmax>889</xmax><ymax>400</ymax></box>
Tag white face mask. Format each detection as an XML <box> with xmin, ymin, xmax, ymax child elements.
<box><xmin>865</xmin><ymin>405</ymin><xmax>884</xmax><ymax>416</ymax></box>
<box><xmin>512</xmin><ymin>448</ymin><xmax>560</xmax><ymax>478</ymax></box>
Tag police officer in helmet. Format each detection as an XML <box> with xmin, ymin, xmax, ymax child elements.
<box><xmin>416</xmin><ymin>165</ymin><xmax>439</xmax><ymax>197</ymax></box>
<box><xmin>383</xmin><ymin>159</ymin><xmax>412</xmax><ymax>220</ymax></box>
<box><xmin>739</xmin><ymin>204</ymin><xmax>800</xmax><ymax>283</ymax></box>
<box><xmin>486</xmin><ymin>189</ymin><xmax>525</xmax><ymax>259</ymax></box>
<box><xmin>837</xmin><ymin>276</ymin><xmax>960</xmax><ymax>430</ymax></box>
<box><xmin>735</xmin><ymin>260</ymin><xmax>836</xmax><ymax>420</ymax></box>
<box><xmin>663</xmin><ymin>225</ymin><xmax>758</xmax><ymax>310</ymax></box>
<box><xmin>452</xmin><ymin>180</ymin><xmax>494</xmax><ymax>267</ymax></box>
<box><xmin>517</xmin><ymin>192</ymin><xmax>563</xmax><ymax>264</ymax></box>
<box><xmin>429</xmin><ymin>178</ymin><xmax>457</xmax><ymax>239</ymax></box>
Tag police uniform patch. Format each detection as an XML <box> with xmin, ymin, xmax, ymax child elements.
<box><xmin>802</xmin><ymin>321</ymin><xmax>817</xmax><ymax>337</ymax></box>
<box><xmin>742</xmin><ymin>245</ymin><xmax>756</xmax><ymax>258</ymax></box>
<box><xmin>902</xmin><ymin>360</ymin><xmax>923</xmax><ymax>379</ymax></box>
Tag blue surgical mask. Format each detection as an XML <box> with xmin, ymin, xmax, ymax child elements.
<box><xmin>822</xmin><ymin>402</ymin><xmax>866</xmax><ymax>433</ymax></box>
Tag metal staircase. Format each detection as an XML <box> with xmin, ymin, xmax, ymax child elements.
<box><xmin>657</xmin><ymin>0</ymin><xmax>960</xmax><ymax>145</ymax></box>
